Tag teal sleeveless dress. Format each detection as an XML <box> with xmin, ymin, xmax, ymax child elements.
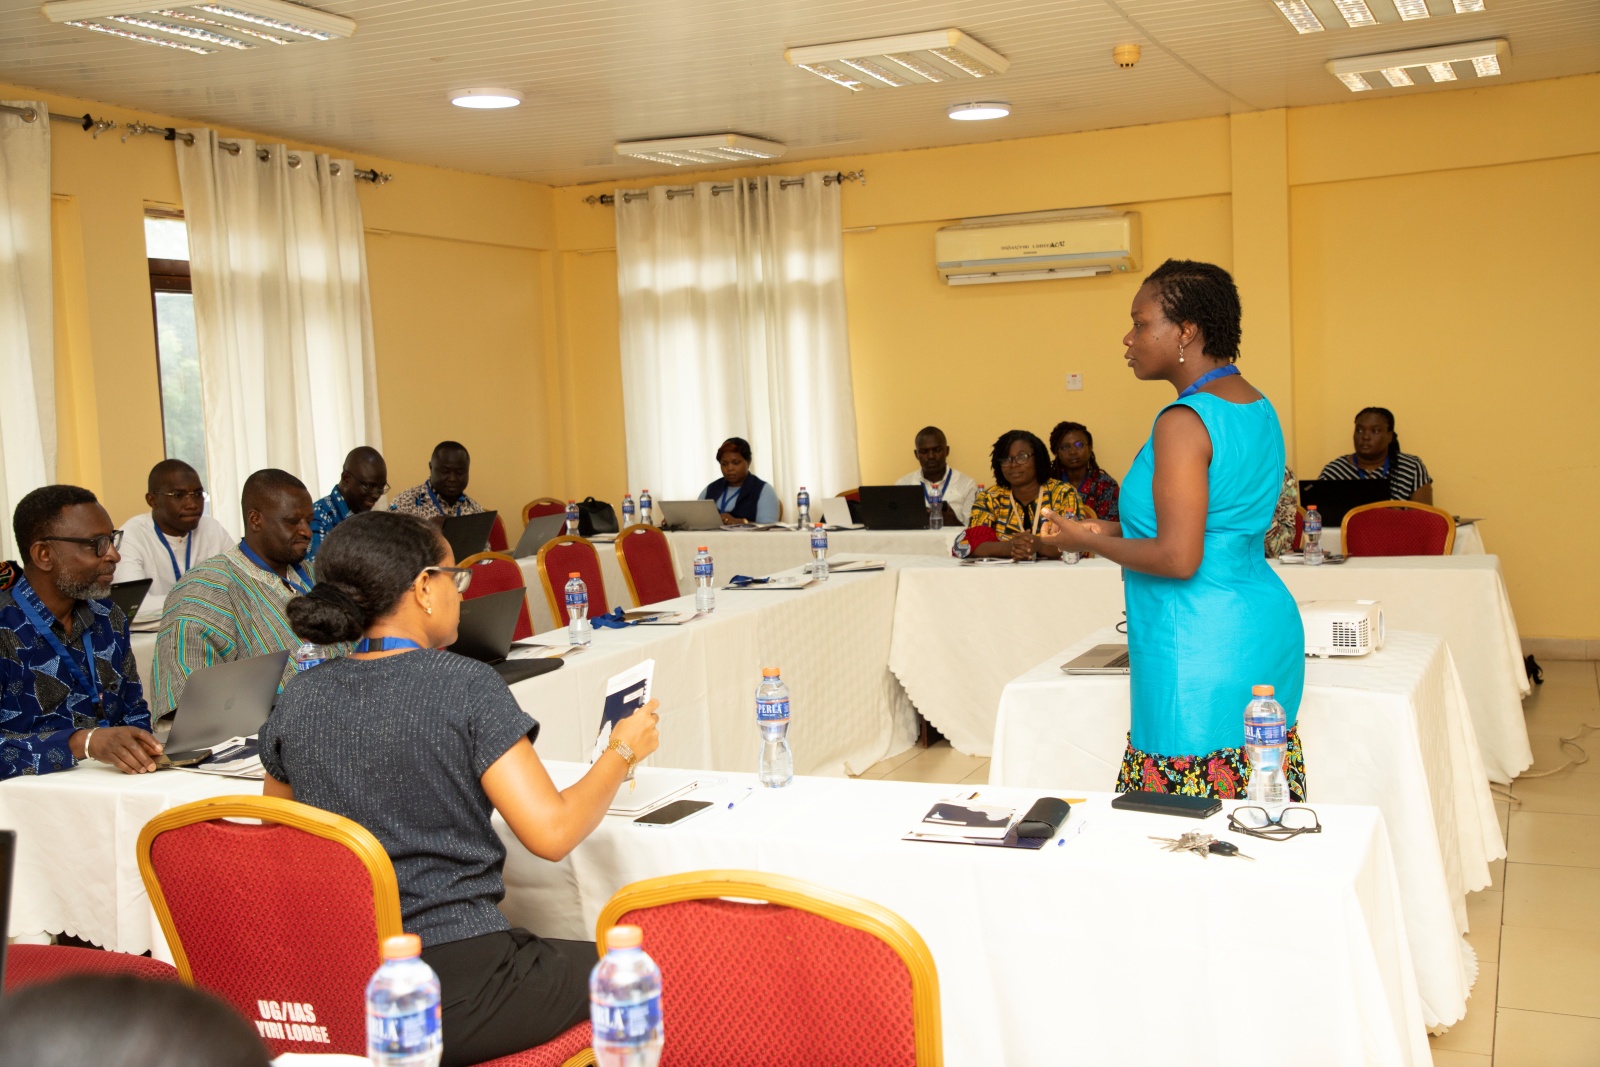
<box><xmin>1117</xmin><ymin>392</ymin><xmax>1306</xmax><ymax>798</ymax></box>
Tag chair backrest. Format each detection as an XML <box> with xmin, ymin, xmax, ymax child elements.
<box><xmin>614</xmin><ymin>524</ymin><xmax>679</xmax><ymax>607</ymax></box>
<box><xmin>3</xmin><ymin>944</ymin><xmax>179</xmax><ymax>993</ymax></box>
<box><xmin>596</xmin><ymin>870</ymin><xmax>941</xmax><ymax>1067</ymax></box>
<box><xmin>459</xmin><ymin>551</ymin><xmax>535</xmax><ymax>640</ymax></box>
<box><xmin>137</xmin><ymin>795</ymin><xmax>404</xmax><ymax>1058</ymax></box>
<box><xmin>488</xmin><ymin>514</ymin><xmax>509</xmax><ymax>553</ymax></box>
<box><xmin>536</xmin><ymin>536</ymin><xmax>609</xmax><ymax>626</ymax></box>
<box><xmin>523</xmin><ymin>497</ymin><xmax>567</xmax><ymax>524</ymax></box>
<box><xmin>1341</xmin><ymin>500</ymin><xmax>1455</xmax><ymax>557</ymax></box>
<box><xmin>840</xmin><ymin>488</ymin><xmax>861</xmax><ymax>501</ymax></box>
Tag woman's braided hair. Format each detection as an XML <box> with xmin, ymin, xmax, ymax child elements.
<box><xmin>1143</xmin><ymin>259</ymin><xmax>1242</xmax><ymax>363</ymax></box>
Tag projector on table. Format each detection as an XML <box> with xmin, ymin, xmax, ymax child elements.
<box><xmin>1299</xmin><ymin>600</ymin><xmax>1384</xmax><ymax>658</ymax></box>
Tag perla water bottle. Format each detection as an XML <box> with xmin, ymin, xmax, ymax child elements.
<box><xmin>1244</xmin><ymin>684</ymin><xmax>1289</xmax><ymax>819</ymax></box>
<box><xmin>639</xmin><ymin>490</ymin><xmax>653</xmax><ymax>526</ymax></box>
<box><xmin>1303</xmin><ymin>505</ymin><xmax>1324</xmax><ymax>566</ymax></box>
<box><xmin>796</xmin><ymin>488</ymin><xmax>810</xmax><ymax>526</ymax></box>
<box><xmin>622</xmin><ymin>494</ymin><xmax>636</xmax><ymax>527</ymax></box>
<box><xmin>565</xmin><ymin>572</ymin><xmax>591</xmax><ymax>647</ymax></box>
<box><xmin>756</xmin><ymin>667</ymin><xmax>794</xmax><ymax>788</ymax></box>
<box><xmin>809</xmin><ymin>524</ymin><xmax>829</xmax><ymax>581</ymax></box>
<box><xmin>693</xmin><ymin>546</ymin><xmax>715</xmax><ymax>613</ymax></box>
<box><xmin>590</xmin><ymin>925</ymin><xmax>663</xmax><ymax>1067</ymax></box>
<box><xmin>367</xmin><ymin>934</ymin><xmax>442</xmax><ymax>1067</ymax></box>
<box><xmin>565</xmin><ymin>500</ymin><xmax>580</xmax><ymax>535</ymax></box>
<box><xmin>927</xmin><ymin>494</ymin><xmax>943</xmax><ymax>531</ymax></box>
<box><xmin>292</xmin><ymin>642</ymin><xmax>325</xmax><ymax>672</ymax></box>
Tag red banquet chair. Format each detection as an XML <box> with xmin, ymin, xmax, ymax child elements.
<box><xmin>595</xmin><ymin>870</ymin><xmax>942</xmax><ymax>1066</ymax></box>
<box><xmin>614</xmin><ymin>524</ymin><xmax>680</xmax><ymax>607</ymax></box>
<box><xmin>137</xmin><ymin>795</ymin><xmax>592</xmax><ymax>1067</ymax></box>
<box><xmin>489</xmin><ymin>514</ymin><xmax>509</xmax><ymax>553</ymax></box>
<box><xmin>1341</xmin><ymin>500</ymin><xmax>1456</xmax><ymax>557</ymax></box>
<box><xmin>459</xmin><ymin>550</ymin><xmax>536</xmax><ymax>640</ymax></box>
<box><xmin>1293</xmin><ymin>506</ymin><xmax>1306</xmax><ymax>552</ymax></box>
<box><xmin>3</xmin><ymin>943</ymin><xmax>179</xmax><ymax>992</ymax></box>
<box><xmin>522</xmin><ymin>497</ymin><xmax>567</xmax><ymax>524</ymax></box>
<box><xmin>536</xmin><ymin>536</ymin><xmax>609</xmax><ymax>626</ymax></box>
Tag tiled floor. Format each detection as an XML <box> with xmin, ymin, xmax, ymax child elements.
<box><xmin>857</xmin><ymin>660</ymin><xmax>1600</xmax><ymax>1066</ymax></box>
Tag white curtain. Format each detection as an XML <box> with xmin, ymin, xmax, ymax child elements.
<box><xmin>615</xmin><ymin>173</ymin><xmax>858</xmax><ymax>503</ymax></box>
<box><xmin>175</xmin><ymin>131</ymin><xmax>381</xmax><ymax>526</ymax></box>
<box><xmin>0</xmin><ymin>101</ymin><xmax>55</xmax><ymax>561</ymax></box>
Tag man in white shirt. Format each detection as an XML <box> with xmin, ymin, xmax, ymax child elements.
<box><xmin>896</xmin><ymin>426</ymin><xmax>978</xmax><ymax>526</ymax></box>
<box><xmin>114</xmin><ymin>460</ymin><xmax>234</xmax><ymax>622</ymax></box>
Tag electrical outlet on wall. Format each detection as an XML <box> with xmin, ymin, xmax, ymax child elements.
<box><xmin>1066</xmin><ymin>373</ymin><xmax>1083</xmax><ymax>391</ymax></box>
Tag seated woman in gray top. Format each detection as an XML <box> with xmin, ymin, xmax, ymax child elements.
<box><xmin>259</xmin><ymin>511</ymin><xmax>660</xmax><ymax>1067</ymax></box>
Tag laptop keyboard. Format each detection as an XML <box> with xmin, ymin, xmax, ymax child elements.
<box><xmin>1105</xmin><ymin>651</ymin><xmax>1131</xmax><ymax>669</ymax></box>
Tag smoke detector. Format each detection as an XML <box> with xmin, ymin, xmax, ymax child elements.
<box><xmin>1113</xmin><ymin>44</ymin><xmax>1141</xmax><ymax>68</ymax></box>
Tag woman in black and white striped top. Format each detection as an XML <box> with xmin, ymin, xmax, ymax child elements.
<box><xmin>1319</xmin><ymin>407</ymin><xmax>1433</xmax><ymax>503</ymax></box>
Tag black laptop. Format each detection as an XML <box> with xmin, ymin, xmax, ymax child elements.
<box><xmin>441</xmin><ymin>510</ymin><xmax>498</xmax><ymax>562</ymax></box>
<box><xmin>447</xmin><ymin>587</ymin><xmax>562</xmax><ymax>685</ymax></box>
<box><xmin>856</xmin><ymin>485</ymin><xmax>929</xmax><ymax>531</ymax></box>
<box><xmin>1299</xmin><ymin>479</ymin><xmax>1391</xmax><ymax>527</ymax></box>
<box><xmin>108</xmin><ymin>578</ymin><xmax>154</xmax><ymax>621</ymax></box>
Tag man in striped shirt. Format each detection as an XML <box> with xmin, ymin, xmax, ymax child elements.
<box><xmin>1318</xmin><ymin>407</ymin><xmax>1433</xmax><ymax>504</ymax></box>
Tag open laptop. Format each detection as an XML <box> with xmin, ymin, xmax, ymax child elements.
<box><xmin>658</xmin><ymin>499</ymin><xmax>723</xmax><ymax>531</ymax></box>
<box><xmin>512</xmin><ymin>513</ymin><xmax>568</xmax><ymax>559</ymax></box>
<box><xmin>448</xmin><ymin>587</ymin><xmax>562</xmax><ymax>685</ymax></box>
<box><xmin>818</xmin><ymin>497</ymin><xmax>861</xmax><ymax>529</ymax></box>
<box><xmin>108</xmin><ymin>578</ymin><xmax>153</xmax><ymax>621</ymax></box>
<box><xmin>164</xmin><ymin>650</ymin><xmax>292</xmax><ymax>754</ymax></box>
<box><xmin>856</xmin><ymin>485</ymin><xmax>928</xmax><ymax>531</ymax></box>
<box><xmin>1299</xmin><ymin>479</ymin><xmax>1390</xmax><ymax>527</ymax></box>
<box><xmin>1061</xmin><ymin>643</ymin><xmax>1131</xmax><ymax>675</ymax></box>
<box><xmin>441</xmin><ymin>510</ymin><xmax>498</xmax><ymax>563</ymax></box>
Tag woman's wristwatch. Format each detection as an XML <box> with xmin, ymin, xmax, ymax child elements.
<box><xmin>606</xmin><ymin>737</ymin><xmax>638</xmax><ymax>772</ymax></box>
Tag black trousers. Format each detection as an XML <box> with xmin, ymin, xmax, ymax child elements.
<box><xmin>422</xmin><ymin>928</ymin><xmax>593</xmax><ymax>1067</ymax></box>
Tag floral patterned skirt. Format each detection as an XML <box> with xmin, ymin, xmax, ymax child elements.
<box><xmin>1115</xmin><ymin>727</ymin><xmax>1306</xmax><ymax>802</ymax></box>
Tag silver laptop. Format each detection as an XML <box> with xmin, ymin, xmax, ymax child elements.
<box><xmin>818</xmin><ymin>497</ymin><xmax>860</xmax><ymax>528</ymax></box>
<box><xmin>165</xmin><ymin>650</ymin><xmax>292</xmax><ymax>753</ymax></box>
<box><xmin>512</xmin><ymin>513</ymin><xmax>568</xmax><ymax>559</ymax></box>
<box><xmin>658</xmin><ymin>499</ymin><xmax>723</xmax><ymax>531</ymax></box>
<box><xmin>1061</xmin><ymin>643</ymin><xmax>1131</xmax><ymax>675</ymax></box>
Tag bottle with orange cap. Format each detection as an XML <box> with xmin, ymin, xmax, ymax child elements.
<box><xmin>565</xmin><ymin>572</ymin><xmax>591</xmax><ymax>647</ymax></box>
<box><xmin>693</xmin><ymin>546</ymin><xmax>715</xmax><ymax>613</ymax></box>
<box><xmin>590</xmin><ymin>924</ymin><xmax>663</xmax><ymax>1066</ymax></box>
<box><xmin>367</xmin><ymin>933</ymin><xmax>442</xmax><ymax>1067</ymax></box>
<box><xmin>1243</xmin><ymin>684</ymin><xmax>1289</xmax><ymax>818</ymax></box>
<box><xmin>756</xmin><ymin>667</ymin><xmax>794</xmax><ymax>787</ymax></box>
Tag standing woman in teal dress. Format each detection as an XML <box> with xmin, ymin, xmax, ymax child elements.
<box><xmin>1039</xmin><ymin>260</ymin><xmax>1306</xmax><ymax>799</ymax></box>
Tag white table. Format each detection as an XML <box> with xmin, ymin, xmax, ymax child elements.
<box><xmin>661</xmin><ymin>528</ymin><xmax>959</xmax><ymax>590</ymax></box>
<box><xmin>1319</xmin><ymin>520</ymin><xmax>1484</xmax><ymax>558</ymax></box>
<box><xmin>888</xmin><ymin>555</ymin><xmax>1532</xmax><ymax>782</ymax></box>
<box><xmin>499</xmin><ymin>765</ymin><xmax>1431</xmax><ymax>1067</ymax></box>
<box><xmin>990</xmin><ymin>628</ymin><xmax>1503</xmax><ymax>1029</ymax></box>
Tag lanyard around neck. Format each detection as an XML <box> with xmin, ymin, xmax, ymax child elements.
<box><xmin>238</xmin><ymin>540</ymin><xmax>312</xmax><ymax>594</ymax></box>
<box><xmin>1355</xmin><ymin>454</ymin><xmax>1392</xmax><ymax>480</ymax></box>
<box><xmin>1009</xmin><ymin>489</ymin><xmax>1042</xmax><ymax>534</ymax></box>
<box><xmin>717</xmin><ymin>484</ymin><xmax>741</xmax><ymax>513</ymax></box>
<box><xmin>14</xmin><ymin>586</ymin><xmax>99</xmax><ymax>708</ymax></box>
<box><xmin>156</xmin><ymin>526</ymin><xmax>193</xmax><ymax>583</ymax></box>
<box><xmin>355</xmin><ymin>636</ymin><xmax>426</xmax><ymax>653</ymax></box>
<box><xmin>922</xmin><ymin>470</ymin><xmax>952</xmax><ymax>508</ymax></box>
<box><xmin>425</xmin><ymin>482</ymin><xmax>461</xmax><ymax>517</ymax></box>
<box><xmin>1177</xmin><ymin>363</ymin><xmax>1240</xmax><ymax>399</ymax></box>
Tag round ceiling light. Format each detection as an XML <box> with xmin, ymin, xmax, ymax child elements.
<box><xmin>947</xmin><ymin>101</ymin><xmax>1010</xmax><ymax>121</ymax></box>
<box><xmin>449</xmin><ymin>88</ymin><xmax>523</xmax><ymax>109</ymax></box>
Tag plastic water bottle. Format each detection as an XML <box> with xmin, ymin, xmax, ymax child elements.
<box><xmin>693</xmin><ymin>546</ymin><xmax>715</xmax><ymax>613</ymax></box>
<box><xmin>1303</xmin><ymin>505</ymin><xmax>1324</xmax><ymax>566</ymax></box>
<box><xmin>590</xmin><ymin>925</ymin><xmax>663</xmax><ymax>1067</ymax></box>
<box><xmin>621</xmin><ymin>494</ymin><xmax>636</xmax><ymax>527</ymax></box>
<box><xmin>367</xmin><ymin>934</ymin><xmax>442</xmax><ymax>1067</ymax></box>
<box><xmin>1244</xmin><ymin>685</ymin><xmax>1289</xmax><ymax>819</ymax></box>
<box><xmin>927</xmin><ymin>494</ymin><xmax>943</xmax><ymax>531</ymax></box>
<box><xmin>565</xmin><ymin>572</ymin><xmax>591</xmax><ymax>646</ymax></box>
<box><xmin>810</xmin><ymin>524</ymin><xmax>828</xmax><ymax>582</ymax></box>
<box><xmin>565</xmin><ymin>500</ymin><xmax>580</xmax><ymax>536</ymax></box>
<box><xmin>639</xmin><ymin>490</ymin><xmax>653</xmax><ymax>526</ymax></box>
<box><xmin>796</xmin><ymin>488</ymin><xmax>810</xmax><ymax>526</ymax></box>
<box><xmin>291</xmin><ymin>642</ymin><xmax>325</xmax><ymax>672</ymax></box>
<box><xmin>756</xmin><ymin>667</ymin><xmax>794</xmax><ymax>788</ymax></box>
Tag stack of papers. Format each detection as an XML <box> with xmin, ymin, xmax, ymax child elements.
<box><xmin>176</xmin><ymin>736</ymin><xmax>264</xmax><ymax>780</ymax></box>
<box><xmin>906</xmin><ymin>800</ymin><xmax>1016</xmax><ymax>842</ymax></box>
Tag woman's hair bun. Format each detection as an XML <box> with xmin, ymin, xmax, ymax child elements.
<box><xmin>287</xmin><ymin>581</ymin><xmax>368</xmax><ymax>645</ymax></box>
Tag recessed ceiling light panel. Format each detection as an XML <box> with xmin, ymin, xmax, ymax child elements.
<box><xmin>615</xmin><ymin>134</ymin><xmax>787</xmax><ymax>167</ymax></box>
<box><xmin>1272</xmin><ymin>0</ymin><xmax>1325</xmax><ymax>34</ymax></box>
<box><xmin>786</xmin><ymin>28</ymin><xmax>1008</xmax><ymax>90</ymax></box>
<box><xmin>1325</xmin><ymin>37</ymin><xmax>1508</xmax><ymax>90</ymax></box>
<box><xmin>1331</xmin><ymin>0</ymin><xmax>1377</xmax><ymax>28</ymax></box>
<box><xmin>1393</xmin><ymin>0</ymin><xmax>1431</xmax><ymax>20</ymax></box>
<box><xmin>449</xmin><ymin>88</ymin><xmax>523</xmax><ymax>109</ymax></box>
<box><xmin>948</xmin><ymin>102</ymin><xmax>1010</xmax><ymax>121</ymax></box>
<box><xmin>43</xmin><ymin>0</ymin><xmax>355</xmax><ymax>52</ymax></box>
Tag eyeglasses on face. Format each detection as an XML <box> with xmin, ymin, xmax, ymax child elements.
<box><xmin>1001</xmin><ymin>451</ymin><xmax>1034</xmax><ymax>466</ymax></box>
<box><xmin>1057</xmin><ymin>441</ymin><xmax>1089</xmax><ymax>452</ymax></box>
<box><xmin>37</xmin><ymin>531</ymin><xmax>124</xmax><ymax>557</ymax></box>
<box><xmin>157</xmin><ymin>489</ymin><xmax>208</xmax><ymax>504</ymax></box>
<box><xmin>1227</xmin><ymin>805</ymin><xmax>1321</xmax><ymax>841</ymax></box>
<box><xmin>422</xmin><ymin>566</ymin><xmax>473</xmax><ymax>593</ymax></box>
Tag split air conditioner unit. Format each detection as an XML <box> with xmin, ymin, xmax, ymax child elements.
<box><xmin>934</xmin><ymin>208</ymin><xmax>1141</xmax><ymax>286</ymax></box>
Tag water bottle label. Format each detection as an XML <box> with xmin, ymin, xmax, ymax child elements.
<box><xmin>368</xmin><ymin>1005</ymin><xmax>441</xmax><ymax>1054</ymax></box>
<box><xmin>811</xmin><ymin>533</ymin><xmax>827</xmax><ymax>551</ymax></box>
<box><xmin>591</xmin><ymin>995</ymin><xmax>662</xmax><ymax>1044</ymax></box>
<box><xmin>757</xmin><ymin>697</ymin><xmax>790</xmax><ymax>724</ymax></box>
<box><xmin>1245</xmin><ymin>721</ymin><xmax>1287</xmax><ymax>746</ymax></box>
<box><xmin>694</xmin><ymin>561</ymin><xmax>712</xmax><ymax>578</ymax></box>
<box><xmin>566</xmin><ymin>592</ymin><xmax>586</xmax><ymax>607</ymax></box>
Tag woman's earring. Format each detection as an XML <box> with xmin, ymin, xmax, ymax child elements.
<box><xmin>1177</xmin><ymin>341</ymin><xmax>1186</xmax><ymax>364</ymax></box>
<box><xmin>425</xmin><ymin>603</ymin><xmax>433</xmax><ymax>616</ymax></box>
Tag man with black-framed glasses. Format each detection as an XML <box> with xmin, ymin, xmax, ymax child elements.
<box><xmin>0</xmin><ymin>485</ymin><xmax>162</xmax><ymax>779</ymax></box>
<box><xmin>309</xmin><ymin>446</ymin><xmax>388</xmax><ymax>561</ymax></box>
<box><xmin>113</xmin><ymin>460</ymin><xmax>234</xmax><ymax>621</ymax></box>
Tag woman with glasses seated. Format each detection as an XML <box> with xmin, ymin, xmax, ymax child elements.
<box><xmin>113</xmin><ymin>459</ymin><xmax>234</xmax><ymax>616</ymax></box>
<box><xmin>1049</xmin><ymin>421</ymin><xmax>1120</xmax><ymax>521</ymax></box>
<box><xmin>260</xmin><ymin>511</ymin><xmax>661</xmax><ymax>1067</ymax></box>
<box><xmin>699</xmin><ymin>437</ymin><xmax>780</xmax><ymax>525</ymax></box>
<box><xmin>956</xmin><ymin>430</ymin><xmax>1091</xmax><ymax>560</ymax></box>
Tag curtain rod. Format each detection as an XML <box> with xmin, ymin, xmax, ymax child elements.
<box><xmin>0</xmin><ymin>102</ymin><xmax>393</xmax><ymax>184</ymax></box>
<box><xmin>582</xmin><ymin>170</ymin><xmax>865</xmax><ymax>206</ymax></box>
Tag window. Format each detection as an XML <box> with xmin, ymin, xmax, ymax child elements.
<box><xmin>144</xmin><ymin>214</ymin><xmax>208</xmax><ymax>486</ymax></box>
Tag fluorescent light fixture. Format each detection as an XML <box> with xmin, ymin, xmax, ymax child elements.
<box><xmin>449</xmin><ymin>88</ymin><xmax>523</xmax><ymax>109</ymax></box>
<box><xmin>1471</xmin><ymin>52</ymin><xmax>1500</xmax><ymax>76</ymax></box>
<box><xmin>157</xmin><ymin>8</ymin><xmax>292</xmax><ymax>44</ymax></box>
<box><xmin>1326</xmin><ymin>38</ymin><xmax>1508</xmax><ymax>90</ymax></box>
<box><xmin>615</xmin><ymin>134</ymin><xmax>786</xmax><ymax>166</ymax></box>
<box><xmin>1393</xmin><ymin>0</ymin><xmax>1431</xmax><ymax>19</ymax></box>
<box><xmin>947</xmin><ymin>102</ymin><xmax>1010</xmax><ymax>121</ymax></box>
<box><xmin>1453</xmin><ymin>0</ymin><xmax>1486</xmax><ymax>11</ymax></box>
<box><xmin>1424</xmin><ymin>61</ymin><xmax>1458</xmax><ymax>81</ymax></box>
<box><xmin>786</xmin><ymin>28</ymin><xmax>1008</xmax><ymax>89</ymax></box>
<box><xmin>107</xmin><ymin>13</ymin><xmax>250</xmax><ymax>47</ymax></box>
<box><xmin>43</xmin><ymin>0</ymin><xmax>355</xmax><ymax>48</ymax></box>
<box><xmin>1272</xmin><ymin>0</ymin><xmax>1325</xmax><ymax>34</ymax></box>
<box><xmin>1380</xmin><ymin>66</ymin><xmax>1414</xmax><ymax>85</ymax></box>
<box><xmin>1331</xmin><ymin>0</ymin><xmax>1377</xmax><ymax>28</ymax></box>
<box><xmin>1336</xmin><ymin>71</ymin><xmax>1374</xmax><ymax>90</ymax></box>
<box><xmin>64</xmin><ymin>17</ymin><xmax>212</xmax><ymax>50</ymax></box>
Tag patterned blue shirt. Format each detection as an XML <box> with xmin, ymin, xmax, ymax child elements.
<box><xmin>308</xmin><ymin>485</ymin><xmax>352</xmax><ymax>561</ymax></box>
<box><xmin>0</xmin><ymin>563</ymin><xmax>152</xmax><ymax>779</ymax></box>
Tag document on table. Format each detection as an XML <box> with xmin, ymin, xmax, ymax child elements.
<box><xmin>175</xmin><ymin>736</ymin><xmax>264</xmax><ymax>779</ymax></box>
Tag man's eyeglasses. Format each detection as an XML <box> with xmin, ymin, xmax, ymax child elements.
<box><xmin>37</xmin><ymin>531</ymin><xmax>124</xmax><ymax>558</ymax></box>
<box><xmin>423</xmin><ymin>566</ymin><xmax>473</xmax><ymax>593</ymax></box>
<box><xmin>1227</xmin><ymin>805</ymin><xmax>1321</xmax><ymax>841</ymax></box>
<box><xmin>157</xmin><ymin>489</ymin><xmax>207</xmax><ymax>504</ymax></box>
<box><xmin>1001</xmin><ymin>451</ymin><xmax>1034</xmax><ymax>467</ymax></box>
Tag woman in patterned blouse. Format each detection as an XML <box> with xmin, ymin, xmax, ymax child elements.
<box><xmin>959</xmin><ymin>430</ymin><xmax>1090</xmax><ymax>560</ymax></box>
<box><xmin>1049</xmin><ymin>421</ymin><xmax>1120</xmax><ymax>521</ymax></box>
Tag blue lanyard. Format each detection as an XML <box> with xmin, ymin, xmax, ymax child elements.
<box><xmin>237</xmin><ymin>540</ymin><xmax>312</xmax><ymax>594</ymax></box>
<box><xmin>1177</xmin><ymin>363</ymin><xmax>1240</xmax><ymax>399</ymax></box>
<box><xmin>717</xmin><ymin>485</ymin><xmax>741</xmax><ymax>513</ymax></box>
<box><xmin>425</xmin><ymin>482</ymin><xmax>462</xmax><ymax>517</ymax></box>
<box><xmin>13</xmin><ymin>589</ymin><xmax>100</xmax><ymax>709</ymax></box>
<box><xmin>156</xmin><ymin>528</ymin><xmax>193</xmax><ymax>583</ymax></box>
<box><xmin>922</xmin><ymin>470</ymin><xmax>952</xmax><ymax>508</ymax></box>
<box><xmin>355</xmin><ymin>636</ymin><xmax>426</xmax><ymax>653</ymax></box>
<box><xmin>1355</xmin><ymin>455</ymin><xmax>1391</xmax><ymax>480</ymax></box>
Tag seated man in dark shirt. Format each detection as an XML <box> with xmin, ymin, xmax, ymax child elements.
<box><xmin>0</xmin><ymin>485</ymin><xmax>161</xmax><ymax>778</ymax></box>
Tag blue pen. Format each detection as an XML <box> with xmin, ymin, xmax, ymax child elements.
<box><xmin>727</xmin><ymin>787</ymin><xmax>754</xmax><ymax>810</ymax></box>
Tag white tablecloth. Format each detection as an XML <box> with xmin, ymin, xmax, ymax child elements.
<box><xmin>499</xmin><ymin>765</ymin><xmax>1431</xmax><ymax>1067</ymax></box>
<box><xmin>888</xmin><ymin>555</ymin><xmax>1532</xmax><ymax>781</ymax></box>
<box><xmin>662</xmin><ymin>528</ymin><xmax>959</xmax><ymax>590</ymax></box>
<box><xmin>990</xmin><ymin>628</ymin><xmax>1503</xmax><ymax>1028</ymax></box>
<box><xmin>1319</xmin><ymin>521</ymin><xmax>1485</xmax><ymax>558</ymax></box>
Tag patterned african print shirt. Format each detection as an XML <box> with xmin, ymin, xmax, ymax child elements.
<box><xmin>389</xmin><ymin>482</ymin><xmax>484</xmax><ymax>519</ymax></box>
<box><xmin>1068</xmin><ymin>467</ymin><xmax>1121</xmax><ymax>522</ymax></box>
<box><xmin>308</xmin><ymin>485</ymin><xmax>352</xmax><ymax>561</ymax></box>
<box><xmin>1263</xmin><ymin>466</ymin><xmax>1299</xmax><ymax>558</ymax></box>
<box><xmin>0</xmin><ymin>562</ymin><xmax>152</xmax><ymax>779</ymax></box>
<box><xmin>967</xmin><ymin>479</ymin><xmax>1091</xmax><ymax>538</ymax></box>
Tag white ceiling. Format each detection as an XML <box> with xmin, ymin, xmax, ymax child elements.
<box><xmin>3</xmin><ymin>0</ymin><xmax>1597</xmax><ymax>186</ymax></box>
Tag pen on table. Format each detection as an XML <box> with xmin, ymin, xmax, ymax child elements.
<box><xmin>727</xmin><ymin>787</ymin><xmax>754</xmax><ymax>809</ymax></box>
